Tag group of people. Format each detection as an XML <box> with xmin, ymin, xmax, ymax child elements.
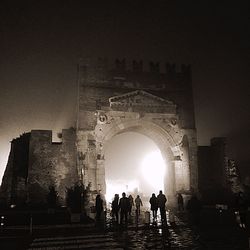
<box><xmin>95</xmin><ymin>190</ymin><xmax>203</xmax><ymax>227</ymax></box>
<box><xmin>111</xmin><ymin>192</ymin><xmax>144</xmax><ymax>225</ymax></box>
<box><xmin>109</xmin><ymin>190</ymin><xmax>167</xmax><ymax>225</ymax></box>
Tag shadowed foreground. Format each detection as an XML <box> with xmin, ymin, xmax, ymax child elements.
<box><xmin>0</xmin><ymin>208</ymin><xmax>249</xmax><ymax>249</ymax></box>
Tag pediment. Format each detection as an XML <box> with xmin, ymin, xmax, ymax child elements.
<box><xmin>109</xmin><ymin>90</ymin><xmax>175</xmax><ymax>107</ymax></box>
<box><xmin>108</xmin><ymin>90</ymin><xmax>176</xmax><ymax>114</ymax></box>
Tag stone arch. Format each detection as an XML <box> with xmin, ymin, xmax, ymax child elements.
<box><xmin>95</xmin><ymin>117</ymin><xmax>187</xmax><ymax>206</ymax></box>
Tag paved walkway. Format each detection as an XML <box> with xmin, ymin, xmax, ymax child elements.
<box><xmin>1</xmin><ymin>209</ymin><xmax>249</xmax><ymax>249</ymax></box>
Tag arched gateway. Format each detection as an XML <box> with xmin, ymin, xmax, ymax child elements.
<box><xmin>76</xmin><ymin>59</ymin><xmax>198</xmax><ymax>207</ymax></box>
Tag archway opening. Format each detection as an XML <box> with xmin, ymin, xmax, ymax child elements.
<box><xmin>104</xmin><ymin>131</ymin><xmax>166</xmax><ymax>208</ymax></box>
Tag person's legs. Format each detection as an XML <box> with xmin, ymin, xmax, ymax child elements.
<box><xmin>160</xmin><ymin>207</ymin><xmax>166</xmax><ymax>221</ymax></box>
<box><xmin>114</xmin><ymin>210</ymin><xmax>118</xmax><ymax>222</ymax></box>
<box><xmin>153</xmin><ymin>209</ymin><xmax>157</xmax><ymax>219</ymax></box>
<box><xmin>137</xmin><ymin>206</ymin><xmax>140</xmax><ymax>215</ymax></box>
<box><xmin>124</xmin><ymin>212</ymin><xmax>128</xmax><ymax>224</ymax></box>
<box><xmin>120</xmin><ymin>210</ymin><xmax>124</xmax><ymax>224</ymax></box>
<box><xmin>96</xmin><ymin>211</ymin><xmax>101</xmax><ymax>221</ymax></box>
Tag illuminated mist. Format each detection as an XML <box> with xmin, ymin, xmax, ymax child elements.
<box><xmin>104</xmin><ymin>132</ymin><xmax>165</xmax><ymax>204</ymax></box>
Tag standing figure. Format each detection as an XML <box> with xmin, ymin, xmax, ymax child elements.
<box><xmin>135</xmin><ymin>195</ymin><xmax>143</xmax><ymax>216</ymax></box>
<box><xmin>177</xmin><ymin>193</ymin><xmax>184</xmax><ymax>212</ymax></box>
<box><xmin>149</xmin><ymin>193</ymin><xmax>158</xmax><ymax>220</ymax></box>
<box><xmin>157</xmin><ymin>190</ymin><xmax>167</xmax><ymax>222</ymax></box>
<box><xmin>235</xmin><ymin>191</ymin><xmax>248</xmax><ymax>228</ymax></box>
<box><xmin>186</xmin><ymin>194</ymin><xmax>202</xmax><ymax>227</ymax></box>
<box><xmin>119</xmin><ymin>192</ymin><xmax>130</xmax><ymax>225</ymax></box>
<box><xmin>111</xmin><ymin>194</ymin><xmax>119</xmax><ymax>223</ymax></box>
<box><xmin>128</xmin><ymin>195</ymin><xmax>134</xmax><ymax>216</ymax></box>
<box><xmin>95</xmin><ymin>194</ymin><xmax>103</xmax><ymax>221</ymax></box>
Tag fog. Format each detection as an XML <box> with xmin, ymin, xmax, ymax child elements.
<box><xmin>105</xmin><ymin>132</ymin><xmax>165</xmax><ymax>203</ymax></box>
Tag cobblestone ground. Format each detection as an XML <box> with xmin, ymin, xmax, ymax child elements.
<box><xmin>1</xmin><ymin>209</ymin><xmax>249</xmax><ymax>249</ymax></box>
<box><xmin>25</xmin><ymin>209</ymin><xmax>250</xmax><ymax>249</ymax></box>
<box><xmin>26</xmin><ymin>211</ymin><xmax>201</xmax><ymax>249</ymax></box>
<box><xmin>103</xmin><ymin>210</ymin><xmax>201</xmax><ymax>249</ymax></box>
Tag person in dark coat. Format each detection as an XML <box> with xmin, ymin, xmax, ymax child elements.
<box><xmin>111</xmin><ymin>194</ymin><xmax>119</xmax><ymax>222</ymax></box>
<box><xmin>177</xmin><ymin>193</ymin><xmax>184</xmax><ymax>212</ymax></box>
<box><xmin>235</xmin><ymin>191</ymin><xmax>248</xmax><ymax>228</ymax></box>
<box><xmin>157</xmin><ymin>190</ymin><xmax>167</xmax><ymax>222</ymax></box>
<box><xmin>128</xmin><ymin>195</ymin><xmax>134</xmax><ymax>216</ymax></box>
<box><xmin>149</xmin><ymin>193</ymin><xmax>158</xmax><ymax>220</ymax></box>
<box><xmin>135</xmin><ymin>195</ymin><xmax>143</xmax><ymax>216</ymax></box>
<box><xmin>119</xmin><ymin>192</ymin><xmax>130</xmax><ymax>225</ymax></box>
<box><xmin>186</xmin><ymin>194</ymin><xmax>202</xmax><ymax>227</ymax></box>
<box><xmin>95</xmin><ymin>194</ymin><xmax>103</xmax><ymax>221</ymax></box>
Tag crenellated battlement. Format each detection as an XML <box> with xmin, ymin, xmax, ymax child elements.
<box><xmin>30</xmin><ymin>128</ymin><xmax>76</xmax><ymax>145</ymax></box>
<box><xmin>79</xmin><ymin>57</ymin><xmax>191</xmax><ymax>79</ymax></box>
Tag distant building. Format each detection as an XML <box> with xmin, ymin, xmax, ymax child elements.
<box><xmin>198</xmin><ymin>137</ymin><xmax>234</xmax><ymax>203</ymax></box>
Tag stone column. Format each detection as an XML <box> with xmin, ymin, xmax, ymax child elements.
<box><xmin>77</xmin><ymin>130</ymin><xmax>98</xmax><ymax>191</ymax></box>
<box><xmin>96</xmin><ymin>159</ymin><xmax>106</xmax><ymax>195</ymax></box>
<box><xmin>165</xmin><ymin>159</ymin><xmax>176</xmax><ymax>208</ymax></box>
<box><xmin>186</xmin><ymin>130</ymin><xmax>198</xmax><ymax>193</ymax></box>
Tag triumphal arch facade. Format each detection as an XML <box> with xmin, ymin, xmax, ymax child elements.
<box><xmin>76</xmin><ymin>58</ymin><xmax>198</xmax><ymax>206</ymax></box>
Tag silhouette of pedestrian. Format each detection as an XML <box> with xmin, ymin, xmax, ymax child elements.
<box><xmin>157</xmin><ymin>190</ymin><xmax>167</xmax><ymax>222</ymax></box>
<box><xmin>177</xmin><ymin>193</ymin><xmax>184</xmax><ymax>212</ymax></box>
<box><xmin>135</xmin><ymin>195</ymin><xmax>143</xmax><ymax>216</ymax></box>
<box><xmin>95</xmin><ymin>194</ymin><xmax>103</xmax><ymax>221</ymax></box>
<box><xmin>111</xmin><ymin>194</ymin><xmax>119</xmax><ymax>223</ymax></box>
<box><xmin>235</xmin><ymin>191</ymin><xmax>248</xmax><ymax>228</ymax></box>
<box><xmin>119</xmin><ymin>192</ymin><xmax>130</xmax><ymax>225</ymax></box>
<box><xmin>149</xmin><ymin>193</ymin><xmax>158</xmax><ymax>220</ymax></box>
<box><xmin>128</xmin><ymin>195</ymin><xmax>134</xmax><ymax>216</ymax></box>
<box><xmin>186</xmin><ymin>194</ymin><xmax>202</xmax><ymax>227</ymax></box>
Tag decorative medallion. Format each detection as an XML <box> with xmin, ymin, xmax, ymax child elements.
<box><xmin>98</xmin><ymin>113</ymin><xmax>108</xmax><ymax>124</ymax></box>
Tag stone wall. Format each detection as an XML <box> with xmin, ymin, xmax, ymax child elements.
<box><xmin>27</xmin><ymin>128</ymin><xmax>78</xmax><ymax>205</ymax></box>
<box><xmin>77</xmin><ymin>59</ymin><xmax>198</xmax><ymax>206</ymax></box>
<box><xmin>0</xmin><ymin>128</ymin><xmax>78</xmax><ymax>206</ymax></box>
<box><xmin>78</xmin><ymin>59</ymin><xmax>195</xmax><ymax>130</ymax></box>
<box><xmin>198</xmin><ymin>137</ymin><xmax>230</xmax><ymax>203</ymax></box>
<box><xmin>0</xmin><ymin>133</ymin><xmax>30</xmax><ymax>206</ymax></box>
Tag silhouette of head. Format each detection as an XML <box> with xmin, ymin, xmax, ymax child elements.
<box><xmin>152</xmin><ymin>193</ymin><xmax>155</xmax><ymax>197</ymax></box>
<box><xmin>122</xmin><ymin>192</ymin><xmax>126</xmax><ymax>197</ymax></box>
<box><xmin>159</xmin><ymin>190</ymin><xmax>163</xmax><ymax>194</ymax></box>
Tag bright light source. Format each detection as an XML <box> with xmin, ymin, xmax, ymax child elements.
<box><xmin>140</xmin><ymin>151</ymin><xmax>165</xmax><ymax>192</ymax></box>
<box><xmin>105</xmin><ymin>179</ymin><xmax>139</xmax><ymax>205</ymax></box>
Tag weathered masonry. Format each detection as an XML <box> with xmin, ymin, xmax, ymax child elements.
<box><xmin>76</xmin><ymin>59</ymin><xmax>198</xmax><ymax>206</ymax></box>
<box><xmin>0</xmin><ymin>59</ymin><xmax>198</xmax><ymax>208</ymax></box>
<box><xmin>0</xmin><ymin>129</ymin><xmax>78</xmax><ymax>206</ymax></box>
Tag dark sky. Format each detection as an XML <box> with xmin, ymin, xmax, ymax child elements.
<box><xmin>0</xmin><ymin>1</ymin><xmax>249</xmax><ymax>181</ymax></box>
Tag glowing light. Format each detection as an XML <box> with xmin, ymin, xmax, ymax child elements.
<box><xmin>140</xmin><ymin>151</ymin><xmax>165</xmax><ymax>191</ymax></box>
<box><xmin>105</xmin><ymin>179</ymin><xmax>139</xmax><ymax>205</ymax></box>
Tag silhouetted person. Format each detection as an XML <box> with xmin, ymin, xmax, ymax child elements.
<box><xmin>119</xmin><ymin>192</ymin><xmax>130</xmax><ymax>225</ymax></box>
<box><xmin>95</xmin><ymin>194</ymin><xmax>103</xmax><ymax>221</ymax></box>
<box><xmin>157</xmin><ymin>190</ymin><xmax>167</xmax><ymax>222</ymax></box>
<box><xmin>235</xmin><ymin>191</ymin><xmax>248</xmax><ymax>228</ymax></box>
<box><xmin>186</xmin><ymin>194</ymin><xmax>202</xmax><ymax>227</ymax></box>
<box><xmin>112</xmin><ymin>194</ymin><xmax>119</xmax><ymax>223</ymax></box>
<box><xmin>128</xmin><ymin>195</ymin><xmax>134</xmax><ymax>216</ymax></box>
<box><xmin>149</xmin><ymin>193</ymin><xmax>158</xmax><ymax>220</ymax></box>
<box><xmin>177</xmin><ymin>193</ymin><xmax>184</xmax><ymax>212</ymax></box>
<box><xmin>47</xmin><ymin>185</ymin><xmax>58</xmax><ymax>209</ymax></box>
<box><xmin>135</xmin><ymin>195</ymin><xmax>143</xmax><ymax>216</ymax></box>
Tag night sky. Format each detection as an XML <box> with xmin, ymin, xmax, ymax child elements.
<box><xmin>0</xmin><ymin>1</ymin><xmax>249</xmax><ymax>183</ymax></box>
